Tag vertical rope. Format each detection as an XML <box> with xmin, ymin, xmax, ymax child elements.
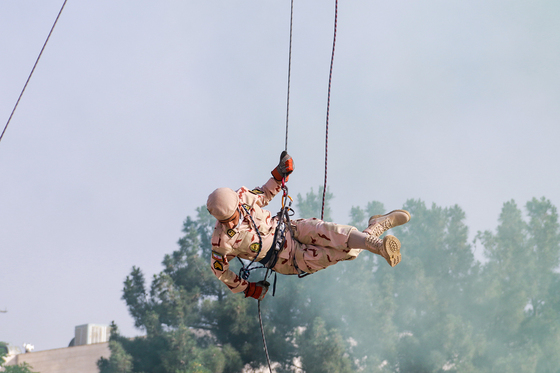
<box><xmin>284</xmin><ymin>0</ymin><xmax>295</xmax><ymax>152</ymax></box>
<box><xmin>257</xmin><ymin>4</ymin><xmax>296</xmax><ymax>372</ymax></box>
<box><xmin>321</xmin><ymin>0</ymin><xmax>338</xmax><ymax>220</ymax></box>
<box><xmin>0</xmin><ymin>0</ymin><xmax>69</xmax><ymax>144</ymax></box>
<box><xmin>258</xmin><ymin>300</ymin><xmax>273</xmax><ymax>373</ymax></box>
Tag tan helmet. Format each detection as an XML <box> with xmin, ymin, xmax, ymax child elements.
<box><xmin>207</xmin><ymin>188</ymin><xmax>239</xmax><ymax>221</ymax></box>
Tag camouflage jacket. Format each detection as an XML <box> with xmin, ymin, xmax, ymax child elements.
<box><xmin>210</xmin><ymin>177</ymin><xmax>282</xmax><ymax>293</ymax></box>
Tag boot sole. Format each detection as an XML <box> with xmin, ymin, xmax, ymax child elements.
<box><xmin>369</xmin><ymin>210</ymin><xmax>411</xmax><ymax>226</ymax></box>
<box><xmin>383</xmin><ymin>235</ymin><xmax>401</xmax><ymax>267</ymax></box>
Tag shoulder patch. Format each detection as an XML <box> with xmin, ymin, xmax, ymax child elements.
<box><xmin>227</xmin><ymin>229</ymin><xmax>236</xmax><ymax>238</ymax></box>
<box><xmin>213</xmin><ymin>261</ymin><xmax>224</xmax><ymax>271</ymax></box>
<box><xmin>250</xmin><ymin>242</ymin><xmax>261</xmax><ymax>253</ymax></box>
<box><xmin>212</xmin><ymin>251</ymin><xmax>224</xmax><ymax>262</ymax></box>
<box><xmin>243</xmin><ymin>204</ymin><xmax>251</xmax><ymax>211</ymax></box>
<box><xmin>249</xmin><ymin>188</ymin><xmax>264</xmax><ymax>195</ymax></box>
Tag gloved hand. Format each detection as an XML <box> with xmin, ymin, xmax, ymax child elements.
<box><xmin>271</xmin><ymin>151</ymin><xmax>294</xmax><ymax>181</ymax></box>
<box><xmin>244</xmin><ymin>280</ymin><xmax>270</xmax><ymax>300</ymax></box>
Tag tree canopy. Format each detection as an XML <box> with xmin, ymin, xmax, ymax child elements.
<box><xmin>103</xmin><ymin>191</ymin><xmax>560</xmax><ymax>373</ymax></box>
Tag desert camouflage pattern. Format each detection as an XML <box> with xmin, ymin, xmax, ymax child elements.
<box><xmin>274</xmin><ymin>218</ymin><xmax>361</xmax><ymax>275</ymax></box>
<box><xmin>210</xmin><ymin>177</ymin><xmax>283</xmax><ymax>293</ymax></box>
<box><xmin>210</xmin><ymin>177</ymin><xmax>361</xmax><ymax>293</ymax></box>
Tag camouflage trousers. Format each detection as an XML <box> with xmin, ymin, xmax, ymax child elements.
<box><xmin>272</xmin><ymin>218</ymin><xmax>362</xmax><ymax>275</ymax></box>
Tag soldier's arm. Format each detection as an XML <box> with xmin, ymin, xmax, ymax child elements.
<box><xmin>244</xmin><ymin>152</ymin><xmax>293</xmax><ymax>208</ymax></box>
<box><xmin>248</xmin><ymin>178</ymin><xmax>283</xmax><ymax>208</ymax></box>
<box><xmin>210</xmin><ymin>250</ymin><xmax>249</xmax><ymax>294</ymax></box>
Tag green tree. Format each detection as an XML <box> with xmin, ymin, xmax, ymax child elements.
<box><xmin>116</xmin><ymin>206</ymin><xmax>262</xmax><ymax>373</ymax></box>
<box><xmin>97</xmin><ymin>339</ymin><xmax>133</xmax><ymax>373</ymax></box>
<box><xmin>348</xmin><ymin>201</ymin><xmax>386</xmax><ymax>230</ymax></box>
<box><xmin>315</xmin><ymin>199</ymin><xmax>484</xmax><ymax>372</ymax></box>
<box><xmin>475</xmin><ymin>197</ymin><xmax>560</xmax><ymax>372</ymax></box>
<box><xmin>295</xmin><ymin>186</ymin><xmax>333</xmax><ymax>221</ymax></box>
<box><xmin>387</xmin><ymin>200</ymin><xmax>484</xmax><ymax>372</ymax></box>
<box><xmin>297</xmin><ymin>317</ymin><xmax>353</xmax><ymax>373</ymax></box>
<box><xmin>2</xmin><ymin>363</ymin><xmax>39</xmax><ymax>373</ymax></box>
<box><xmin>0</xmin><ymin>342</ymin><xmax>6</xmax><ymax>362</ymax></box>
<box><xmin>525</xmin><ymin>198</ymin><xmax>560</xmax><ymax>372</ymax></box>
<box><xmin>111</xmin><ymin>183</ymin><xmax>560</xmax><ymax>373</ymax></box>
<box><xmin>476</xmin><ymin>200</ymin><xmax>539</xmax><ymax>372</ymax></box>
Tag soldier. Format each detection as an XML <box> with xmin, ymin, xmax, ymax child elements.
<box><xmin>207</xmin><ymin>152</ymin><xmax>410</xmax><ymax>300</ymax></box>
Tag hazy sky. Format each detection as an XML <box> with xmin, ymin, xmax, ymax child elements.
<box><xmin>1</xmin><ymin>0</ymin><xmax>559</xmax><ymax>351</ymax></box>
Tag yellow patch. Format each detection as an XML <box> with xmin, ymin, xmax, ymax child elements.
<box><xmin>243</xmin><ymin>204</ymin><xmax>251</xmax><ymax>211</ymax></box>
<box><xmin>227</xmin><ymin>229</ymin><xmax>236</xmax><ymax>238</ymax></box>
<box><xmin>250</xmin><ymin>243</ymin><xmax>261</xmax><ymax>252</ymax></box>
<box><xmin>213</xmin><ymin>261</ymin><xmax>224</xmax><ymax>271</ymax></box>
<box><xmin>250</xmin><ymin>189</ymin><xmax>264</xmax><ymax>195</ymax></box>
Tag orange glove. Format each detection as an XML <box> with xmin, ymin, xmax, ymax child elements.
<box><xmin>244</xmin><ymin>281</ymin><xmax>270</xmax><ymax>300</ymax></box>
<box><xmin>271</xmin><ymin>151</ymin><xmax>294</xmax><ymax>181</ymax></box>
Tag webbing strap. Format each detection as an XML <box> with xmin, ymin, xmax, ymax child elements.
<box><xmin>238</xmin><ymin>205</ymin><xmax>264</xmax><ymax>280</ymax></box>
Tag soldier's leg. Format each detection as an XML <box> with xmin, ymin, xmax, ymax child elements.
<box><xmin>351</xmin><ymin>209</ymin><xmax>411</xmax><ymax>267</ymax></box>
<box><xmin>271</xmin><ymin>229</ymin><xmax>360</xmax><ymax>275</ymax></box>
<box><xmin>348</xmin><ymin>230</ymin><xmax>401</xmax><ymax>267</ymax></box>
<box><xmin>291</xmin><ymin>218</ymin><xmax>355</xmax><ymax>250</ymax></box>
<box><xmin>292</xmin><ymin>218</ymin><xmax>402</xmax><ymax>268</ymax></box>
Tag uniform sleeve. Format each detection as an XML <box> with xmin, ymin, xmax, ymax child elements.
<box><xmin>210</xmin><ymin>242</ymin><xmax>249</xmax><ymax>294</ymax></box>
<box><xmin>247</xmin><ymin>177</ymin><xmax>283</xmax><ymax>208</ymax></box>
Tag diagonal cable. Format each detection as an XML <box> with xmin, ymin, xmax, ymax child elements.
<box><xmin>0</xmin><ymin>0</ymin><xmax>69</xmax><ymax>144</ymax></box>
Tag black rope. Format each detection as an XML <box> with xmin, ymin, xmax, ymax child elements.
<box><xmin>258</xmin><ymin>300</ymin><xmax>273</xmax><ymax>372</ymax></box>
<box><xmin>321</xmin><ymin>0</ymin><xmax>338</xmax><ymax>221</ymax></box>
<box><xmin>256</xmin><ymin>1</ymin><xmax>295</xmax><ymax>371</ymax></box>
<box><xmin>284</xmin><ymin>0</ymin><xmax>295</xmax><ymax>152</ymax></box>
<box><xmin>0</xmin><ymin>0</ymin><xmax>69</xmax><ymax>145</ymax></box>
<box><xmin>255</xmin><ymin>186</ymin><xmax>293</xmax><ymax>373</ymax></box>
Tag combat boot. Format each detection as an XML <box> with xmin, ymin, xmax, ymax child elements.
<box><xmin>363</xmin><ymin>210</ymin><xmax>411</xmax><ymax>237</ymax></box>
<box><xmin>365</xmin><ymin>235</ymin><xmax>401</xmax><ymax>267</ymax></box>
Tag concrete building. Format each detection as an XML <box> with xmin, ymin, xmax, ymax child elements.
<box><xmin>3</xmin><ymin>324</ymin><xmax>111</xmax><ymax>373</ymax></box>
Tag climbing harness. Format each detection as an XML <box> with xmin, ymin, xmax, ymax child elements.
<box><xmin>237</xmin><ymin>180</ymin><xmax>294</xmax><ymax>289</ymax></box>
<box><xmin>265</xmin><ymin>180</ymin><xmax>296</xmax><ymax>285</ymax></box>
<box><xmin>1</xmin><ymin>0</ymin><xmax>69</xmax><ymax>144</ymax></box>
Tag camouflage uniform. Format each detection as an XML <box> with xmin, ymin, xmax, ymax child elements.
<box><xmin>210</xmin><ymin>177</ymin><xmax>360</xmax><ymax>294</ymax></box>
